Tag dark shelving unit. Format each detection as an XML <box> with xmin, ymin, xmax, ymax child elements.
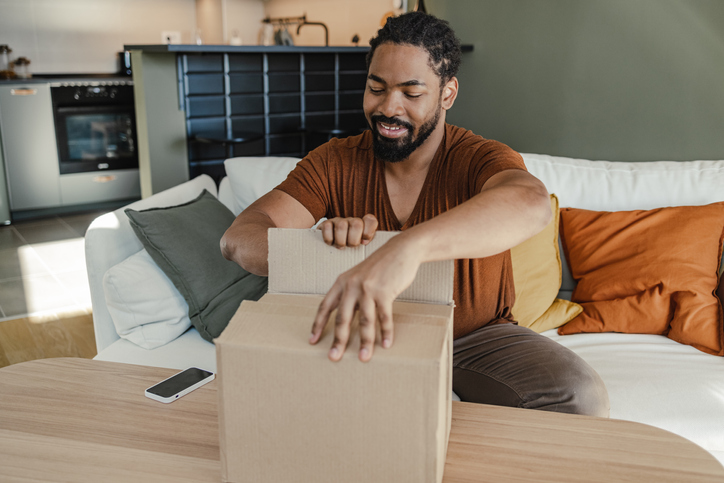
<box><xmin>179</xmin><ymin>50</ymin><xmax>369</xmax><ymax>181</ymax></box>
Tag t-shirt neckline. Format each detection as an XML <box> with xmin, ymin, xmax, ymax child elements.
<box><xmin>376</xmin><ymin>125</ymin><xmax>448</xmax><ymax>231</ymax></box>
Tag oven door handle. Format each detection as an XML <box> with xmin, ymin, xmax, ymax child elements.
<box><xmin>54</xmin><ymin>105</ymin><xmax>134</xmax><ymax>115</ymax></box>
<box><xmin>11</xmin><ymin>88</ymin><xmax>38</xmax><ymax>96</ymax></box>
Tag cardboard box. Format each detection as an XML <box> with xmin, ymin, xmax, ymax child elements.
<box><xmin>216</xmin><ymin>229</ymin><xmax>454</xmax><ymax>483</ymax></box>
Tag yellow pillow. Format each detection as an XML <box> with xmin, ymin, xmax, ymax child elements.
<box><xmin>510</xmin><ymin>194</ymin><xmax>582</xmax><ymax>333</ymax></box>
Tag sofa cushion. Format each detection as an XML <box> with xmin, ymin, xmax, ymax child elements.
<box><xmin>125</xmin><ymin>189</ymin><xmax>268</xmax><ymax>342</ymax></box>
<box><xmin>541</xmin><ymin>329</ymin><xmax>724</xmax><ymax>464</ymax></box>
<box><xmin>558</xmin><ymin>202</ymin><xmax>724</xmax><ymax>356</ymax></box>
<box><xmin>103</xmin><ymin>249</ymin><xmax>191</xmax><ymax>349</ymax></box>
<box><xmin>510</xmin><ymin>194</ymin><xmax>582</xmax><ymax>332</ymax></box>
<box><xmin>94</xmin><ymin>328</ymin><xmax>217</xmax><ymax>372</ymax></box>
<box><xmin>223</xmin><ymin>156</ymin><xmax>301</xmax><ymax>215</ymax></box>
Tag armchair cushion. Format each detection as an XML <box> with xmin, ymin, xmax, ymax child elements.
<box><xmin>125</xmin><ymin>189</ymin><xmax>268</xmax><ymax>342</ymax></box>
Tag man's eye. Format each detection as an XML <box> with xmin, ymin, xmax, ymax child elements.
<box><xmin>368</xmin><ymin>87</ymin><xmax>384</xmax><ymax>94</ymax></box>
<box><xmin>405</xmin><ymin>93</ymin><xmax>423</xmax><ymax>99</ymax></box>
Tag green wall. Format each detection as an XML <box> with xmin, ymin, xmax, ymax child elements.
<box><xmin>427</xmin><ymin>0</ymin><xmax>724</xmax><ymax>161</ymax></box>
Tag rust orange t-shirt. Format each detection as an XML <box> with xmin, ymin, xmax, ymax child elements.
<box><xmin>276</xmin><ymin>124</ymin><xmax>527</xmax><ymax>339</ymax></box>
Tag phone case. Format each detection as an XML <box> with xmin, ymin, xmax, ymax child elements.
<box><xmin>144</xmin><ymin>367</ymin><xmax>215</xmax><ymax>403</ymax></box>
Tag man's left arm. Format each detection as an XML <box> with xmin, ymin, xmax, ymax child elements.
<box><xmin>311</xmin><ymin>169</ymin><xmax>552</xmax><ymax>361</ymax></box>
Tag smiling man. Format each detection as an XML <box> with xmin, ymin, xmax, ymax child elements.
<box><xmin>221</xmin><ymin>12</ymin><xmax>609</xmax><ymax>416</ymax></box>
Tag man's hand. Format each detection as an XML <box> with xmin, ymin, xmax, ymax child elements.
<box><xmin>317</xmin><ymin>214</ymin><xmax>379</xmax><ymax>248</ymax></box>
<box><xmin>309</xmin><ymin>232</ymin><xmax>423</xmax><ymax>363</ymax></box>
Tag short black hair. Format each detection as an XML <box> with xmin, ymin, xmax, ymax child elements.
<box><xmin>367</xmin><ymin>11</ymin><xmax>462</xmax><ymax>86</ymax></box>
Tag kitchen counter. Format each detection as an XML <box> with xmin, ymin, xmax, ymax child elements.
<box><xmin>0</xmin><ymin>74</ymin><xmax>131</xmax><ymax>84</ymax></box>
<box><xmin>124</xmin><ymin>44</ymin><xmax>473</xmax><ymax>53</ymax></box>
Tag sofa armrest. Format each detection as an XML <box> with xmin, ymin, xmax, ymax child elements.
<box><xmin>85</xmin><ymin>174</ymin><xmax>218</xmax><ymax>353</ymax></box>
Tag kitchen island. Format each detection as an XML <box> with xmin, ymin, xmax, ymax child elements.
<box><xmin>126</xmin><ymin>44</ymin><xmax>372</xmax><ymax>197</ymax></box>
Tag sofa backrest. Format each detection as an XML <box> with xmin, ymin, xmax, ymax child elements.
<box><xmin>522</xmin><ymin>153</ymin><xmax>724</xmax><ymax>293</ymax></box>
<box><xmin>220</xmin><ymin>154</ymin><xmax>724</xmax><ymax>296</ymax></box>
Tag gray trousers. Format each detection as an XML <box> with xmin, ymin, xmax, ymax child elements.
<box><xmin>453</xmin><ymin>322</ymin><xmax>610</xmax><ymax>417</ymax></box>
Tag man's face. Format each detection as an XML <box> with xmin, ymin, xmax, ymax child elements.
<box><xmin>364</xmin><ymin>43</ymin><xmax>445</xmax><ymax>163</ymax></box>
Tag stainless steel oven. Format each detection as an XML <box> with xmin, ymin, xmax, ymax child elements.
<box><xmin>51</xmin><ymin>80</ymin><xmax>138</xmax><ymax>174</ymax></box>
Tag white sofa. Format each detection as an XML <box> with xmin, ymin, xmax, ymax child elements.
<box><xmin>86</xmin><ymin>154</ymin><xmax>724</xmax><ymax>465</ymax></box>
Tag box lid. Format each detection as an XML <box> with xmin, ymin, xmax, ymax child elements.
<box><xmin>267</xmin><ymin>228</ymin><xmax>454</xmax><ymax>305</ymax></box>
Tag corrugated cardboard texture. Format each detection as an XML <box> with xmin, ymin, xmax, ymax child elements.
<box><xmin>268</xmin><ymin>228</ymin><xmax>454</xmax><ymax>304</ymax></box>
<box><xmin>217</xmin><ymin>228</ymin><xmax>454</xmax><ymax>483</ymax></box>
<box><xmin>216</xmin><ymin>301</ymin><xmax>452</xmax><ymax>483</ymax></box>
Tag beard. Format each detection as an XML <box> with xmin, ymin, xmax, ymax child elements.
<box><xmin>369</xmin><ymin>107</ymin><xmax>441</xmax><ymax>163</ymax></box>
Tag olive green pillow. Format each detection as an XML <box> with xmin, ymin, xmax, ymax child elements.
<box><xmin>125</xmin><ymin>189</ymin><xmax>267</xmax><ymax>342</ymax></box>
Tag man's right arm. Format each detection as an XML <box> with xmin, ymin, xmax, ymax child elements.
<box><xmin>220</xmin><ymin>189</ymin><xmax>316</xmax><ymax>276</ymax></box>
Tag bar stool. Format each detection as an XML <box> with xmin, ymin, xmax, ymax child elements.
<box><xmin>190</xmin><ymin>131</ymin><xmax>264</xmax><ymax>158</ymax></box>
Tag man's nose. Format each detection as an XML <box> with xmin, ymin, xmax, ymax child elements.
<box><xmin>378</xmin><ymin>92</ymin><xmax>405</xmax><ymax>118</ymax></box>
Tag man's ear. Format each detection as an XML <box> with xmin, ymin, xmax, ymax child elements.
<box><xmin>441</xmin><ymin>77</ymin><xmax>458</xmax><ymax>110</ymax></box>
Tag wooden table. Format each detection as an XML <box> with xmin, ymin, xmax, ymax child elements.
<box><xmin>1</xmin><ymin>358</ymin><xmax>722</xmax><ymax>482</ymax></box>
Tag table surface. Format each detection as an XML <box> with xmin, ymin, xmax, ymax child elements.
<box><xmin>1</xmin><ymin>358</ymin><xmax>722</xmax><ymax>483</ymax></box>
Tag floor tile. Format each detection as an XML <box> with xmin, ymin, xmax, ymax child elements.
<box><xmin>0</xmin><ymin>226</ymin><xmax>26</xmax><ymax>249</ymax></box>
<box><xmin>0</xmin><ymin>245</ymin><xmax>51</xmax><ymax>281</ymax></box>
<box><xmin>54</xmin><ymin>269</ymin><xmax>92</xmax><ymax>308</ymax></box>
<box><xmin>13</xmin><ymin>218</ymin><xmax>78</xmax><ymax>244</ymax></box>
<box><xmin>29</xmin><ymin>238</ymin><xmax>86</xmax><ymax>275</ymax></box>
<box><xmin>0</xmin><ymin>275</ymin><xmax>74</xmax><ymax>317</ymax></box>
<box><xmin>60</xmin><ymin>211</ymin><xmax>107</xmax><ymax>237</ymax></box>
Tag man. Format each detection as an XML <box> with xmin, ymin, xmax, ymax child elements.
<box><xmin>221</xmin><ymin>12</ymin><xmax>609</xmax><ymax>417</ymax></box>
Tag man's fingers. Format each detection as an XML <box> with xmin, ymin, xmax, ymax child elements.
<box><xmin>330</xmin><ymin>290</ymin><xmax>357</xmax><ymax>361</ymax></box>
<box><xmin>333</xmin><ymin>219</ymin><xmax>349</xmax><ymax>248</ymax></box>
<box><xmin>357</xmin><ymin>296</ymin><xmax>377</xmax><ymax>362</ymax></box>
<box><xmin>361</xmin><ymin>214</ymin><xmax>378</xmax><ymax>245</ymax></box>
<box><xmin>378</xmin><ymin>298</ymin><xmax>394</xmax><ymax>349</ymax></box>
<box><xmin>319</xmin><ymin>220</ymin><xmax>335</xmax><ymax>246</ymax></box>
<box><xmin>346</xmin><ymin>218</ymin><xmax>365</xmax><ymax>247</ymax></box>
<box><xmin>310</xmin><ymin>287</ymin><xmax>341</xmax><ymax>344</ymax></box>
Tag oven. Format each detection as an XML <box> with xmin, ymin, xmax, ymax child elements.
<box><xmin>50</xmin><ymin>80</ymin><xmax>138</xmax><ymax>175</ymax></box>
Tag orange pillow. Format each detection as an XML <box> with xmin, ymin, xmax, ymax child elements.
<box><xmin>558</xmin><ymin>202</ymin><xmax>724</xmax><ymax>356</ymax></box>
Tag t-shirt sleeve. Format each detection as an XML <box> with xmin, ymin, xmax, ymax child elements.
<box><xmin>274</xmin><ymin>145</ymin><xmax>331</xmax><ymax>222</ymax></box>
<box><xmin>469</xmin><ymin>140</ymin><xmax>528</xmax><ymax>194</ymax></box>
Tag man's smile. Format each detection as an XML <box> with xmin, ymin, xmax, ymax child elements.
<box><xmin>377</xmin><ymin>121</ymin><xmax>409</xmax><ymax>138</ymax></box>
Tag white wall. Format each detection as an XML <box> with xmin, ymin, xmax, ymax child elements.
<box><xmin>225</xmin><ymin>0</ymin><xmax>266</xmax><ymax>45</ymax></box>
<box><xmin>0</xmin><ymin>0</ymin><xmax>199</xmax><ymax>73</ymax></box>
<box><xmin>263</xmin><ymin>0</ymin><xmax>401</xmax><ymax>47</ymax></box>
<box><xmin>0</xmin><ymin>0</ymin><xmax>395</xmax><ymax>74</ymax></box>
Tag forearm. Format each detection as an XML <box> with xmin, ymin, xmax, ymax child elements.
<box><xmin>220</xmin><ymin>209</ymin><xmax>275</xmax><ymax>276</ymax></box>
<box><xmin>397</xmin><ymin>174</ymin><xmax>552</xmax><ymax>264</ymax></box>
<box><xmin>221</xmin><ymin>189</ymin><xmax>317</xmax><ymax>276</ymax></box>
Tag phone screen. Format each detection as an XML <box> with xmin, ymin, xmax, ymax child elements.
<box><xmin>147</xmin><ymin>368</ymin><xmax>214</xmax><ymax>398</ymax></box>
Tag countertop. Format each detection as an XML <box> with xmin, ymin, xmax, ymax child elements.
<box><xmin>0</xmin><ymin>74</ymin><xmax>132</xmax><ymax>85</ymax></box>
<box><xmin>123</xmin><ymin>44</ymin><xmax>474</xmax><ymax>53</ymax></box>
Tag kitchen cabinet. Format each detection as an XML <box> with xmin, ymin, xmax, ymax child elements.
<box><xmin>0</xmin><ymin>133</ymin><xmax>10</xmax><ymax>224</ymax></box>
<box><xmin>0</xmin><ymin>83</ymin><xmax>62</xmax><ymax>210</ymax></box>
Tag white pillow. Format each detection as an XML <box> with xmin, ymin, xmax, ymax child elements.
<box><xmin>102</xmin><ymin>249</ymin><xmax>191</xmax><ymax>349</ymax></box>
<box><xmin>224</xmin><ymin>156</ymin><xmax>300</xmax><ymax>214</ymax></box>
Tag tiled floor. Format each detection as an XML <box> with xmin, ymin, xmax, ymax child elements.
<box><xmin>0</xmin><ymin>211</ymin><xmax>105</xmax><ymax>320</ymax></box>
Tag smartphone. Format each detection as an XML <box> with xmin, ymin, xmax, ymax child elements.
<box><xmin>144</xmin><ymin>367</ymin><xmax>215</xmax><ymax>403</ymax></box>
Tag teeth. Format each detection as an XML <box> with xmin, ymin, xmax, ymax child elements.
<box><xmin>381</xmin><ymin>123</ymin><xmax>403</xmax><ymax>131</ymax></box>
